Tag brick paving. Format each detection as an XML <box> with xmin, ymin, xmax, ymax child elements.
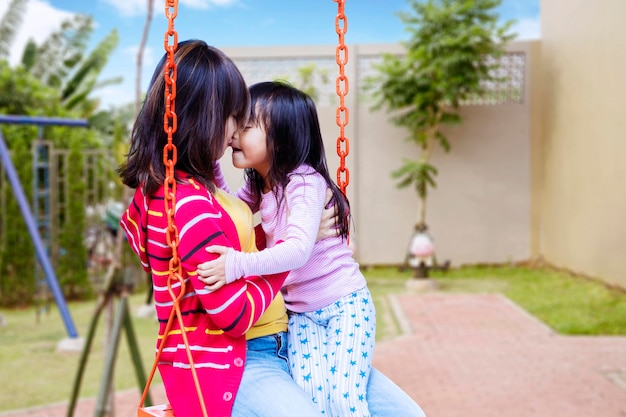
<box><xmin>2</xmin><ymin>293</ymin><xmax>626</xmax><ymax>417</ymax></box>
<box><xmin>375</xmin><ymin>293</ymin><xmax>626</xmax><ymax>417</ymax></box>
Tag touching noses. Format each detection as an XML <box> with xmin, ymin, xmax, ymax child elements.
<box><xmin>229</xmin><ymin>128</ymin><xmax>240</xmax><ymax>145</ymax></box>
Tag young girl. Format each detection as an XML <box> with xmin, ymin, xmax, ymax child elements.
<box><xmin>118</xmin><ymin>40</ymin><xmax>300</xmax><ymax>417</ymax></box>
<box><xmin>198</xmin><ymin>81</ymin><xmax>376</xmax><ymax>416</ymax></box>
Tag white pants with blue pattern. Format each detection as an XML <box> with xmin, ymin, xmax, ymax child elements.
<box><xmin>288</xmin><ymin>287</ymin><xmax>376</xmax><ymax>417</ymax></box>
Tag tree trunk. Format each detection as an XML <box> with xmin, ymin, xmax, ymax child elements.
<box><xmin>418</xmin><ymin>131</ymin><xmax>435</xmax><ymax>225</ymax></box>
<box><xmin>135</xmin><ymin>0</ymin><xmax>154</xmax><ymax>116</ymax></box>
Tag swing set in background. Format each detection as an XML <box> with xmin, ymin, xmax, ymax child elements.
<box><xmin>0</xmin><ymin>115</ymin><xmax>86</xmax><ymax>346</ymax></box>
<box><xmin>138</xmin><ymin>1</ymin><xmax>351</xmax><ymax>416</ymax></box>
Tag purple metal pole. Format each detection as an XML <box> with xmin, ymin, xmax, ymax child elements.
<box><xmin>0</xmin><ymin>130</ymin><xmax>79</xmax><ymax>338</ymax></box>
<box><xmin>0</xmin><ymin>115</ymin><xmax>88</xmax><ymax>127</ymax></box>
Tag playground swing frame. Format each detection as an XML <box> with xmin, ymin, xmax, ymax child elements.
<box><xmin>0</xmin><ymin>115</ymin><xmax>88</xmax><ymax>342</ymax></box>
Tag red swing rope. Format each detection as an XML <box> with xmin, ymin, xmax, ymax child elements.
<box><xmin>138</xmin><ymin>1</ymin><xmax>208</xmax><ymax>416</ymax></box>
<box><xmin>334</xmin><ymin>0</ymin><xmax>350</xmax><ymax>195</ymax></box>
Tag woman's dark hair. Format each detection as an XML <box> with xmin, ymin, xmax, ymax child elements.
<box><xmin>119</xmin><ymin>39</ymin><xmax>250</xmax><ymax>195</ymax></box>
<box><xmin>244</xmin><ymin>81</ymin><xmax>351</xmax><ymax>239</ymax></box>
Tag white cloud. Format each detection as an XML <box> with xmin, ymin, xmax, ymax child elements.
<box><xmin>100</xmin><ymin>0</ymin><xmax>143</xmax><ymax>17</ymax></box>
<box><xmin>123</xmin><ymin>45</ymin><xmax>156</xmax><ymax>70</ymax></box>
<box><xmin>512</xmin><ymin>17</ymin><xmax>541</xmax><ymax>40</ymax></box>
<box><xmin>96</xmin><ymin>83</ymin><xmax>132</xmax><ymax>109</ymax></box>
<box><xmin>0</xmin><ymin>0</ymin><xmax>74</xmax><ymax>65</ymax></box>
<box><xmin>102</xmin><ymin>0</ymin><xmax>240</xmax><ymax>17</ymax></box>
<box><xmin>95</xmin><ymin>45</ymin><xmax>158</xmax><ymax>109</ymax></box>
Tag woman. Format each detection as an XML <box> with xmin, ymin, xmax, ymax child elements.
<box><xmin>118</xmin><ymin>39</ymin><xmax>310</xmax><ymax>417</ymax></box>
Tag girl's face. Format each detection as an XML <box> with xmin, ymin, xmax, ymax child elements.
<box><xmin>230</xmin><ymin>115</ymin><xmax>271</xmax><ymax>178</ymax></box>
<box><xmin>220</xmin><ymin>115</ymin><xmax>238</xmax><ymax>159</ymax></box>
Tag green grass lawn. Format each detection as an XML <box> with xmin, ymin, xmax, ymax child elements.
<box><xmin>0</xmin><ymin>292</ymin><xmax>160</xmax><ymax>412</ymax></box>
<box><xmin>2</xmin><ymin>264</ymin><xmax>626</xmax><ymax>411</ymax></box>
<box><xmin>364</xmin><ymin>264</ymin><xmax>626</xmax><ymax>335</ymax></box>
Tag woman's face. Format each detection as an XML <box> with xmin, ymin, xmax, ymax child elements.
<box><xmin>220</xmin><ymin>115</ymin><xmax>238</xmax><ymax>159</ymax></box>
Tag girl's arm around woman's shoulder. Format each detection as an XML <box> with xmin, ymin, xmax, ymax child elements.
<box><xmin>175</xmin><ymin>186</ymin><xmax>288</xmax><ymax>337</ymax></box>
<box><xmin>224</xmin><ymin>171</ymin><xmax>327</xmax><ymax>279</ymax></box>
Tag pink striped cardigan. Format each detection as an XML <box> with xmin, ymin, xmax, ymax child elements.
<box><xmin>120</xmin><ymin>172</ymin><xmax>288</xmax><ymax>417</ymax></box>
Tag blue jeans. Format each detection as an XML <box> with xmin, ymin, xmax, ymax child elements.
<box><xmin>367</xmin><ymin>368</ymin><xmax>426</xmax><ymax>417</ymax></box>
<box><xmin>232</xmin><ymin>332</ymin><xmax>321</xmax><ymax>417</ymax></box>
<box><xmin>232</xmin><ymin>332</ymin><xmax>426</xmax><ymax>417</ymax></box>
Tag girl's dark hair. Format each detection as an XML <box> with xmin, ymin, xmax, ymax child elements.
<box><xmin>119</xmin><ymin>39</ymin><xmax>250</xmax><ymax>195</ymax></box>
<box><xmin>245</xmin><ymin>81</ymin><xmax>351</xmax><ymax>239</ymax></box>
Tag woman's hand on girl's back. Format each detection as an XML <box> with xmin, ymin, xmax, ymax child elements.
<box><xmin>317</xmin><ymin>188</ymin><xmax>340</xmax><ymax>242</ymax></box>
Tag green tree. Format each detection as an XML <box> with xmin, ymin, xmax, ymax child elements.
<box><xmin>23</xmin><ymin>15</ymin><xmax>121</xmax><ymax>116</ymax></box>
<box><xmin>368</xmin><ymin>0</ymin><xmax>515</xmax><ymax>227</ymax></box>
<box><xmin>0</xmin><ymin>128</ymin><xmax>36</xmax><ymax>306</ymax></box>
<box><xmin>0</xmin><ymin>0</ymin><xmax>27</xmax><ymax>60</ymax></box>
<box><xmin>279</xmin><ymin>63</ymin><xmax>331</xmax><ymax>103</ymax></box>
<box><xmin>0</xmin><ymin>63</ymin><xmax>65</xmax><ymax>306</ymax></box>
<box><xmin>0</xmin><ymin>61</ymin><xmax>60</xmax><ymax>116</ymax></box>
<box><xmin>0</xmin><ymin>0</ymin><xmax>121</xmax><ymax>117</ymax></box>
<box><xmin>56</xmin><ymin>133</ymin><xmax>90</xmax><ymax>300</ymax></box>
<box><xmin>0</xmin><ymin>1</ymin><xmax>125</xmax><ymax>305</ymax></box>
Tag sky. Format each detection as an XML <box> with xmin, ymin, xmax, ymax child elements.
<box><xmin>0</xmin><ymin>0</ymin><xmax>540</xmax><ymax>109</ymax></box>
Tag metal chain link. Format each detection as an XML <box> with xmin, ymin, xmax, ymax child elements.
<box><xmin>159</xmin><ymin>2</ymin><xmax>208</xmax><ymax>416</ymax></box>
<box><xmin>143</xmin><ymin>4</ymin><xmax>350</xmax><ymax>415</ymax></box>
<box><xmin>163</xmin><ymin>0</ymin><xmax>180</xmax><ymax>283</ymax></box>
<box><xmin>334</xmin><ymin>0</ymin><xmax>350</xmax><ymax>194</ymax></box>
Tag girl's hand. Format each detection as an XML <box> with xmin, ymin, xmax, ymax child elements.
<box><xmin>196</xmin><ymin>245</ymin><xmax>229</xmax><ymax>290</ymax></box>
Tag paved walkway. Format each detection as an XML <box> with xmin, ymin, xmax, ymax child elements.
<box><xmin>3</xmin><ymin>293</ymin><xmax>626</xmax><ymax>416</ymax></box>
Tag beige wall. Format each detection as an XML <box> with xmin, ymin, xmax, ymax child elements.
<box><xmin>351</xmin><ymin>46</ymin><xmax>535</xmax><ymax>266</ymax></box>
<box><xmin>538</xmin><ymin>0</ymin><xmax>626</xmax><ymax>287</ymax></box>
<box><xmin>220</xmin><ymin>41</ymin><xmax>538</xmax><ymax>269</ymax></box>
<box><xmin>218</xmin><ymin>5</ymin><xmax>626</xmax><ymax>288</ymax></box>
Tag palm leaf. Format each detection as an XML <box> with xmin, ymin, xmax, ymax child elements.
<box><xmin>20</xmin><ymin>38</ymin><xmax>37</xmax><ymax>70</ymax></box>
<box><xmin>29</xmin><ymin>14</ymin><xmax>92</xmax><ymax>87</ymax></box>
<box><xmin>0</xmin><ymin>0</ymin><xmax>27</xmax><ymax>60</ymax></box>
<box><xmin>61</xmin><ymin>28</ymin><xmax>119</xmax><ymax>103</ymax></box>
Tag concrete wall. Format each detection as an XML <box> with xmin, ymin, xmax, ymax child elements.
<box><xmin>352</xmin><ymin>80</ymin><xmax>534</xmax><ymax>266</ymax></box>
<box><xmin>538</xmin><ymin>0</ymin><xmax>626</xmax><ymax>287</ymax></box>
<box><xmin>219</xmin><ymin>41</ymin><xmax>538</xmax><ymax>269</ymax></box>
<box><xmin>215</xmin><ymin>3</ymin><xmax>626</xmax><ymax>288</ymax></box>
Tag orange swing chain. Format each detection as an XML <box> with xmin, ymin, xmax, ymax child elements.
<box><xmin>334</xmin><ymin>0</ymin><xmax>350</xmax><ymax>194</ymax></box>
<box><xmin>140</xmin><ymin>4</ymin><xmax>347</xmax><ymax>416</ymax></box>
<box><xmin>138</xmin><ymin>1</ymin><xmax>208</xmax><ymax>416</ymax></box>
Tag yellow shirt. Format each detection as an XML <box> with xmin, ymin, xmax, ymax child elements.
<box><xmin>214</xmin><ymin>189</ymin><xmax>288</xmax><ymax>339</ymax></box>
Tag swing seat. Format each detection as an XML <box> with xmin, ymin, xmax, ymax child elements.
<box><xmin>138</xmin><ymin>403</ymin><xmax>174</xmax><ymax>417</ymax></box>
